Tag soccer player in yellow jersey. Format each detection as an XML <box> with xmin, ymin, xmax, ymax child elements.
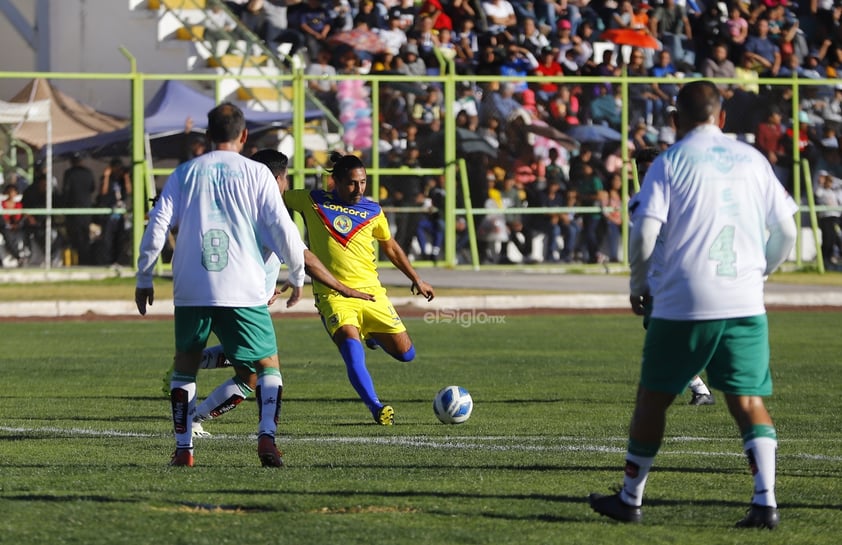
<box><xmin>284</xmin><ymin>151</ymin><xmax>435</xmax><ymax>425</ymax></box>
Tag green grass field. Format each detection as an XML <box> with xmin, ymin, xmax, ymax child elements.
<box><xmin>1</xmin><ymin>311</ymin><xmax>840</xmax><ymax>544</ymax></box>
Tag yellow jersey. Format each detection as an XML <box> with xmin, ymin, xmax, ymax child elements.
<box><xmin>284</xmin><ymin>189</ymin><xmax>391</xmax><ymax>293</ymax></box>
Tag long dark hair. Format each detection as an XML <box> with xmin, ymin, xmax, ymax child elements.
<box><xmin>327</xmin><ymin>151</ymin><xmax>365</xmax><ymax>182</ymax></box>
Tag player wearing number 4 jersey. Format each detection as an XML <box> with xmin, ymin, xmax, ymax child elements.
<box><xmin>589</xmin><ymin>81</ymin><xmax>798</xmax><ymax>529</ymax></box>
<box><xmin>136</xmin><ymin>103</ymin><xmax>307</xmax><ymax>468</ymax></box>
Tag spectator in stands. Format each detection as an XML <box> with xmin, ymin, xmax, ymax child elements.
<box><xmin>181</xmin><ymin>116</ymin><xmax>208</xmax><ymax>163</ymax></box>
<box><xmin>815</xmin><ymin>170</ymin><xmax>842</xmax><ymax>267</ymax></box>
<box><xmin>412</xmin><ymin>86</ymin><xmax>443</xmax><ymax>137</ymax></box>
<box><xmin>454</xmin><ymin>81</ymin><xmax>480</xmax><ymax>130</ymax></box>
<box><xmin>533</xmin><ymin>46</ymin><xmax>564</xmax><ymax>104</ymax></box>
<box><xmin>296</xmin><ymin>0</ymin><xmax>333</xmax><ymax>62</ymax></box>
<box><xmin>573</xmin><ymin>161</ymin><xmax>605</xmax><ymax>263</ymax></box>
<box><xmin>569</xmin><ymin>19</ymin><xmax>596</xmax><ymax>71</ymax></box>
<box><xmin>96</xmin><ymin>158</ymin><xmax>132</xmax><ymax>266</ymax></box>
<box><xmin>0</xmin><ymin>183</ymin><xmax>24</xmax><ymax>265</ymax></box>
<box><xmin>500</xmin><ymin>45</ymin><xmax>539</xmax><ymax>93</ymax></box>
<box><xmin>693</xmin><ymin>1</ymin><xmax>729</xmax><ymax>69</ymax></box>
<box><xmin>627</xmin><ymin>47</ymin><xmax>659</xmax><ymax>126</ymax></box>
<box><xmin>419</xmin><ymin>0</ymin><xmax>453</xmax><ymax>30</ymax></box>
<box><xmin>725</xmin><ymin>4</ymin><xmax>749</xmax><ymax>61</ymax></box>
<box><xmin>330</xmin><ymin>0</ymin><xmax>353</xmax><ymax>32</ymax></box>
<box><xmin>498</xmin><ymin>174</ymin><xmax>533</xmax><ymax>263</ymax></box>
<box><xmin>517</xmin><ymin>16</ymin><xmax>550</xmax><ymax>55</ymax></box>
<box><xmin>354</xmin><ymin>0</ymin><xmax>384</xmax><ymax>30</ymax></box>
<box><xmin>702</xmin><ymin>41</ymin><xmax>736</xmax><ymax>87</ymax></box>
<box><xmin>396</xmin><ymin>43</ymin><xmax>427</xmax><ymax>77</ymax></box>
<box><xmin>649</xmin><ymin>0</ymin><xmax>694</xmax><ymax>70</ymax></box>
<box><xmin>744</xmin><ymin>18</ymin><xmax>781</xmax><ymax>76</ymax></box>
<box><xmin>21</xmin><ymin>172</ymin><xmax>53</xmax><ymax>266</ymax></box>
<box><xmin>602</xmin><ymin>171</ymin><xmax>623</xmax><ymax>262</ymax></box>
<box><xmin>559</xmin><ymin>186</ymin><xmax>581</xmax><ymax>262</ymax></box>
<box><xmin>390</xmin><ymin>1</ymin><xmax>419</xmax><ymax>32</ymax></box>
<box><xmin>237</xmin><ymin>0</ymin><xmax>266</xmax><ymax>37</ymax></box>
<box><xmin>648</xmin><ymin>49</ymin><xmax>679</xmax><ymax>126</ymax></box>
<box><xmin>62</xmin><ymin>153</ymin><xmax>96</xmax><ymax>265</ymax></box>
<box><xmin>818</xmin><ymin>84</ymin><xmax>842</xmax><ymax>133</ymax></box>
<box><xmin>589</xmin><ymin>82</ymin><xmax>622</xmax><ymax>129</ymax></box>
<box><xmin>306</xmin><ymin>49</ymin><xmax>339</xmax><ymax>116</ymax></box>
<box><xmin>548</xmin><ymin>83</ymin><xmax>580</xmax><ymax>129</ymax></box>
<box><xmin>453</xmin><ymin>17</ymin><xmax>479</xmax><ymax>73</ymax></box>
<box><xmin>263</xmin><ymin>0</ymin><xmax>303</xmax><ymax>56</ymax></box>
<box><xmin>756</xmin><ymin>105</ymin><xmax>788</xmax><ymax>186</ymax></box>
<box><xmin>443</xmin><ymin>0</ymin><xmax>476</xmax><ymax>31</ymax></box>
<box><xmin>379</xmin><ymin>8</ymin><xmax>408</xmax><ymax>55</ymax></box>
<box><xmin>482</xmin><ymin>0</ymin><xmax>518</xmax><ymax>38</ymax></box>
<box><xmin>532</xmin><ymin>175</ymin><xmax>567</xmax><ymax>262</ymax></box>
<box><xmin>412</xmin><ymin>13</ymin><xmax>443</xmax><ymax>71</ymax></box>
<box><xmin>479</xmin><ymin>82</ymin><xmax>521</xmax><ymax>131</ymax></box>
<box><xmin>205</xmin><ymin>2</ymin><xmax>238</xmax><ymax>42</ymax></box>
<box><xmin>814</xmin><ymin>137</ymin><xmax>842</xmax><ymax>179</ymax></box>
<box><xmin>475</xmin><ymin>44</ymin><xmax>504</xmax><ymax>76</ymax></box>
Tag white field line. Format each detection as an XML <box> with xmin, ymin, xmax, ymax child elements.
<box><xmin>2</xmin><ymin>426</ymin><xmax>841</xmax><ymax>462</ymax></box>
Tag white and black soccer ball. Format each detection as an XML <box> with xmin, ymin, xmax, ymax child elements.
<box><xmin>433</xmin><ymin>385</ymin><xmax>473</xmax><ymax>424</ymax></box>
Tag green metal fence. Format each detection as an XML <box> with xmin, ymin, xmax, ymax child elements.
<box><xmin>0</xmin><ymin>63</ymin><xmax>837</xmax><ymax>272</ymax></box>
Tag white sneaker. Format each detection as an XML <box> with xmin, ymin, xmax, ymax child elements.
<box><xmin>192</xmin><ymin>421</ymin><xmax>212</xmax><ymax>438</ymax></box>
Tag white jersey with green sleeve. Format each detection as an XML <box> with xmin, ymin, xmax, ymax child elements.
<box><xmin>632</xmin><ymin>125</ymin><xmax>798</xmax><ymax>320</ymax></box>
<box><xmin>136</xmin><ymin>150</ymin><xmax>306</xmax><ymax>307</ymax></box>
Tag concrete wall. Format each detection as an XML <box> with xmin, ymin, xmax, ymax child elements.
<box><xmin>0</xmin><ymin>0</ymin><xmax>194</xmax><ymax>116</ymax></box>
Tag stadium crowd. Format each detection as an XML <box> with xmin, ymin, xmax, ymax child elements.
<box><xmin>3</xmin><ymin>0</ymin><xmax>842</xmax><ymax>268</ymax></box>
<box><xmin>216</xmin><ymin>0</ymin><xmax>842</xmax><ymax>265</ymax></box>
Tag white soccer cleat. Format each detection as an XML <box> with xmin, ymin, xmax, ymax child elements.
<box><xmin>192</xmin><ymin>421</ymin><xmax>212</xmax><ymax>438</ymax></box>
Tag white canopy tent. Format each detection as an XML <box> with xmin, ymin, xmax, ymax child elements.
<box><xmin>0</xmin><ymin>99</ymin><xmax>54</xmax><ymax>269</ymax></box>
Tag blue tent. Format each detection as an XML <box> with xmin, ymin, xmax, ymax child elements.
<box><xmin>52</xmin><ymin>80</ymin><xmax>322</xmax><ymax>158</ymax></box>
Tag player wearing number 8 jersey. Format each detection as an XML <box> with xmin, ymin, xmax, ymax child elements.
<box><xmin>135</xmin><ymin>103</ymin><xmax>306</xmax><ymax>468</ymax></box>
<box><xmin>589</xmin><ymin>81</ymin><xmax>798</xmax><ymax>528</ymax></box>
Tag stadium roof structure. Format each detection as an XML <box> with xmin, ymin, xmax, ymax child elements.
<box><xmin>50</xmin><ymin>80</ymin><xmax>322</xmax><ymax>159</ymax></box>
<box><xmin>7</xmin><ymin>78</ymin><xmax>127</xmax><ymax>149</ymax></box>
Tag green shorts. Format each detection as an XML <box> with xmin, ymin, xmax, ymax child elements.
<box><xmin>640</xmin><ymin>315</ymin><xmax>771</xmax><ymax>396</ymax></box>
<box><xmin>174</xmin><ymin>306</ymin><xmax>277</xmax><ymax>366</ymax></box>
<box><xmin>315</xmin><ymin>286</ymin><xmax>405</xmax><ymax>339</ymax></box>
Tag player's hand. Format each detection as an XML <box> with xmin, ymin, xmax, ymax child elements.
<box><xmin>267</xmin><ymin>287</ymin><xmax>282</xmax><ymax>306</ymax></box>
<box><xmin>279</xmin><ymin>284</ymin><xmax>302</xmax><ymax>308</ymax></box>
<box><xmin>341</xmin><ymin>287</ymin><xmax>375</xmax><ymax>301</ymax></box>
<box><xmin>629</xmin><ymin>293</ymin><xmax>651</xmax><ymax>316</ymax></box>
<box><xmin>135</xmin><ymin>287</ymin><xmax>154</xmax><ymax>316</ymax></box>
<box><xmin>411</xmin><ymin>280</ymin><xmax>435</xmax><ymax>302</ymax></box>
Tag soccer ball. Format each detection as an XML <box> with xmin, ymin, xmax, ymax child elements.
<box><xmin>433</xmin><ymin>385</ymin><xmax>473</xmax><ymax>424</ymax></box>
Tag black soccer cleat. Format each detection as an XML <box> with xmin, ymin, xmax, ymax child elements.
<box><xmin>735</xmin><ymin>504</ymin><xmax>779</xmax><ymax>529</ymax></box>
<box><xmin>588</xmin><ymin>492</ymin><xmax>642</xmax><ymax>523</ymax></box>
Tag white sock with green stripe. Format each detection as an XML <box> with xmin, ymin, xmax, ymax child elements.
<box><xmin>743</xmin><ymin>425</ymin><xmax>777</xmax><ymax>507</ymax></box>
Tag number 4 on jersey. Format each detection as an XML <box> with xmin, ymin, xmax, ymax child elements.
<box><xmin>709</xmin><ymin>225</ymin><xmax>737</xmax><ymax>277</ymax></box>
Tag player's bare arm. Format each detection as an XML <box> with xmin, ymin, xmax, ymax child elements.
<box><xmin>379</xmin><ymin>238</ymin><xmax>435</xmax><ymax>301</ymax></box>
<box><xmin>302</xmin><ymin>249</ymin><xmax>375</xmax><ymax>301</ymax></box>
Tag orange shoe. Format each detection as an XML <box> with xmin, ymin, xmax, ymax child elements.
<box><xmin>170</xmin><ymin>448</ymin><xmax>194</xmax><ymax>467</ymax></box>
<box><xmin>257</xmin><ymin>434</ymin><xmax>284</xmax><ymax>468</ymax></box>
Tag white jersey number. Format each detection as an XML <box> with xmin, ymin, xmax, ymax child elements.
<box><xmin>708</xmin><ymin>225</ymin><xmax>737</xmax><ymax>277</ymax></box>
<box><xmin>202</xmin><ymin>229</ymin><xmax>230</xmax><ymax>272</ymax></box>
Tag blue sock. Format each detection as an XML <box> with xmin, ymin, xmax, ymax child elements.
<box><xmin>337</xmin><ymin>338</ymin><xmax>381</xmax><ymax>412</ymax></box>
<box><xmin>396</xmin><ymin>344</ymin><xmax>416</xmax><ymax>362</ymax></box>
